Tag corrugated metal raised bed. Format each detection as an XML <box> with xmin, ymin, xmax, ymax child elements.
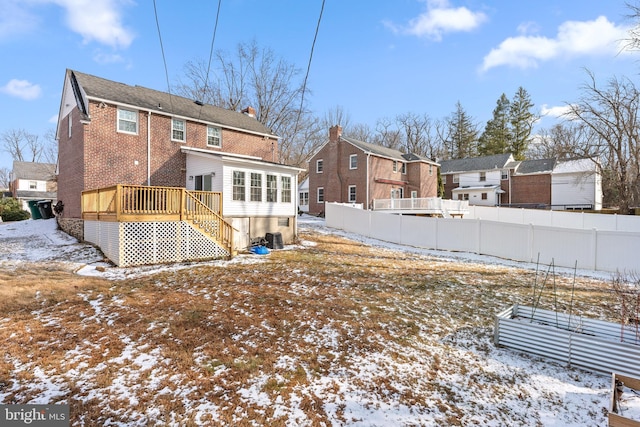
<box><xmin>494</xmin><ymin>305</ymin><xmax>640</xmax><ymax>378</ymax></box>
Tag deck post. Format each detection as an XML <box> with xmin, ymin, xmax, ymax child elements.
<box><xmin>115</xmin><ymin>185</ymin><xmax>122</xmax><ymax>222</ymax></box>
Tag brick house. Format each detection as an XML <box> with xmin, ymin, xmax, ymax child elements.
<box><xmin>440</xmin><ymin>154</ymin><xmax>601</xmax><ymax>209</ymax></box>
<box><xmin>307</xmin><ymin>126</ymin><xmax>439</xmax><ymax>215</ymax></box>
<box><xmin>9</xmin><ymin>161</ymin><xmax>57</xmax><ymax>212</ymax></box>
<box><xmin>56</xmin><ymin>69</ymin><xmax>302</xmax><ymax>253</ymax></box>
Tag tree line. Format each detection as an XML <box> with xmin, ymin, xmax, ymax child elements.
<box><xmin>3</xmin><ymin>24</ymin><xmax>640</xmax><ymax>211</ymax></box>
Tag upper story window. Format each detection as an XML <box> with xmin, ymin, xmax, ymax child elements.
<box><xmin>281</xmin><ymin>176</ymin><xmax>291</xmax><ymax>203</ymax></box>
<box><xmin>172</xmin><ymin>118</ymin><xmax>185</xmax><ymax>142</ymax></box>
<box><xmin>429</xmin><ymin>164</ymin><xmax>433</xmax><ymax>176</ymax></box>
<box><xmin>29</xmin><ymin>180</ymin><xmax>37</xmax><ymax>190</ymax></box>
<box><xmin>401</xmin><ymin>162</ymin><xmax>406</xmax><ymax>174</ymax></box>
<box><xmin>479</xmin><ymin>171</ymin><xmax>486</xmax><ymax>182</ymax></box>
<box><xmin>393</xmin><ymin>161</ymin><xmax>398</xmax><ymax>173</ymax></box>
<box><xmin>316</xmin><ymin>159</ymin><xmax>324</xmax><ymax>173</ymax></box>
<box><xmin>349</xmin><ymin>154</ymin><xmax>357</xmax><ymax>169</ymax></box>
<box><xmin>250</xmin><ymin>173</ymin><xmax>262</xmax><ymax>202</ymax></box>
<box><xmin>207</xmin><ymin>126</ymin><xmax>221</xmax><ymax>147</ymax></box>
<box><xmin>267</xmin><ymin>175</ymin><xmax>277</xmax><ymax>202</ymax></box>
<box><xmin>68</xmin><ymin>114</ymin><xmax>72</xmax><ymax>138</ymax></box>
<box><xmin>232</xmin><ymin>171</ymin><xmax>245</xmax><ymax>201</ymax></box>
<box><xmin>452</xmin><ymin>174</ymin><xmax>459</xmax><ymax>184</ymax></box>
<box><xmin>501</xmin><ymin>169</ymin><xmax>509</xmax><ymax>180</ymax></box>
<box><xmin>117</xmin><ymin>108</ymin><xmax>138</xmax><ymax>134</ymax></box>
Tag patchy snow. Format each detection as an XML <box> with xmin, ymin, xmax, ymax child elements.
<box><xmin>0</xmin><ymin>216</ymin><xmax>633</xmax><ymax>426</ymax></box>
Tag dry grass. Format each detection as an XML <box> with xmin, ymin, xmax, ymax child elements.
<box><xmin>0</xmin><ymin>230</ymin><xmax>616</xmax><ymax>425</ymax></box>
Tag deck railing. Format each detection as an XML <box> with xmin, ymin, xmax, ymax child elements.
<box><xmin>82</xmin><ymin>184</ymin><xmax>232</xmax><ymax>252</ymax></box>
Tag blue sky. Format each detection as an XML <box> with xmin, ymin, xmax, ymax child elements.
<box><xmin>1</xmin><ymin>0</ymin><xmax>638</xmax><ymax>172</ymax></box>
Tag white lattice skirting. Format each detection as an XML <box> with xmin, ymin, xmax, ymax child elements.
<box><xmin>84</xmin><ymin>220</ymin><xmax>230</xmax><ymax>267</ymax></box>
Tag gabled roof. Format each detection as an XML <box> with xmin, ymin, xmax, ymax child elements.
<box><xmin>439</xmin><ymin>153</ymin><xmax>513</xmax><ymax>174</ymax></box>
<box><xmin>341</xmin><ymin>136</ymin><xmax>438</xmax><ymax>165</ymax></box>
<box><xmin>553</xmin><ymin>158</ymin><xmax>597</xmax><ymax>174</ymax></box>
<box><xmin>12</xmin><ymin>161</ymin><xmax>56</xmax><ymax>181</ymax></box>
<box><xmin>514</xmin><ymin>158</ymin><xmax>556</xmax><ymax>175</ymax></box>
<box><xmin>68</xmin><ymin>70</ymin><xmax>276</xmax><ymax>137</ymax></box>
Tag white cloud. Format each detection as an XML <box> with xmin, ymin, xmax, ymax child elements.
<box><xmin>0</xmin><ymin>0</ymin><xmax>40</xmax><ymax>40</ymax></box>
<box><xmin>0</xmin><ymin>79</ymin><xmax>42</xmax><ymax>100</ymax></box>
<box><xmin>0</xmin><ymin>0</ymin><xmax>134</xmax><ymax>49</ymax></box>
<box><xmin>541</xmin><ymin>104</ymin><xmax>573</xmax><ymax>118</ymax></box>
<box><xmin>386</xmin><ymin>0</ymin><xmax>487</xmax><ymax>41</ymax></box>
<box><xmin>52</xmin><ymin>0</ymin><xmax>135</xmax><ymax>49</ymax></box>
<box><xmin>481</xmin><ymin>16</ymin><xmax>630</xmax><ymax>72</ymax></box>
<box><xmin>93</xmin><ymin>50</ymin><xmax>125</xmax><ymax>64</ymax></box>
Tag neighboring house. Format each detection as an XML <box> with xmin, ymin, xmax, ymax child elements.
<box><xmin>298</xmin><ymin>175</ymin><xmax>309</xmax><ymax>214</ymax></box>
<box><xmin>9</xmin><ymin>161</ymin><xmax>57</xmax><ymax>212</ymax></box>
<box><xmin>55</xmin><ymin>69</ymin><xmax>302</xmax><ymax>258</ymax></box>
<box><xmin>308</xmin><ymin>126</ymin><xmax>439</xmax><ymax>216</ymax></box>
<box><xmin>440</xmin><ymin>154</ymin><xmax>602</xmax><ymax>210</ymax></box>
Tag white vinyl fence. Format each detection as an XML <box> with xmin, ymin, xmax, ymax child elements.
<box><xmin>324</xmin><ymin>203</ymin><xmax>640</xmax><ymax>273</ymax></box>
<box><xmin>495</xmin><ymin>305</ymin><xmax>640</xmax><ymax>378</ymax></box>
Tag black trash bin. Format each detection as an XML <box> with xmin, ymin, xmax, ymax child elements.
<box><xmin>265</xmin><ymin>232</ymin><xmax>283</xmax><ymax>249</ymax></box>
<box><xmin>37</xmin><ymin>200</ymin><xmax>54</xmax><ymax>219</ymax></box>
<box><xmin>28</xmin><ymin>200</ymin><xmax>43</xmax><ymax>219</ymax></box>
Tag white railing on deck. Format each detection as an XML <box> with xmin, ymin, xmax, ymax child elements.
<box><xmin>373</xmin><ymin>197</ymin><xmax>469</xmax><ymax>215</ymax></box>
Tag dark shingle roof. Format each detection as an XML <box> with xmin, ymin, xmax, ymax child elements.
<box><xmin>70</xmin><ymin>70</ymin><xmax>275</xmax><ymax>137</ymax></box>
<box><xmin>515</xmin><ymin>158</ymin><xmax>556</xmax><ymax>175</ymax></box>
<box><xmin>12</xmin><ymin>161</ymin><xmax>56</xmax><ymax>180</ymax></box>
<box><xmin>439</xmin><ymin>153</ymin><xmax>513</xmax><ymax>174</ymax></box>
<box><xmin>341</xmin><ymin>136</ymin><xmax>436</xmax><ymax>164</ymax></box>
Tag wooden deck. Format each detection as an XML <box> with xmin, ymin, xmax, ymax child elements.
<box><xmin>82</xmin><ymin>184</ymin><xmax>233</xmax><ymax>255</ymax></box>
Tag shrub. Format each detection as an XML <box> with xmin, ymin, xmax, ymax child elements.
<box><xmin>0</xmin><ymin>198</ymin><xmax>31</xmax><ymax>222</ymax></box>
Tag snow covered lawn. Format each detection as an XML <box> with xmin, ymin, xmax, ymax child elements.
<box><xmin>0</xmin><ymin>217</ymin><xmax>631</xmax><ymax>426</ymax></box>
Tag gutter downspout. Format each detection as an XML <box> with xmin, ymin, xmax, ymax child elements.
<box><xmin>366</xmin><ymin>152</ymin><xmax>371</xmax><ymax>209</ymax></box>
<box><xmin>147</xmin><ymin>111</ymin><xmax>151</xmax><ymax>185</ymax></box>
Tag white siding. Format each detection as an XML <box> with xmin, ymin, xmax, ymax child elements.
<box><xmin>185</xmin><ymin>155</ymin><xmax>224</xmax><ymax>192</ymax></box>
<box><xmin>223</xmin><ymin>163</ymin><xmax>297</xmax><ymax>217</ymax></box>
<box><xmin>458</xmin><ymin>170</ymin><xmax>501</xmax><ymax>188</ymax></box>
<box><xmin>17</xmin><ymin>179</ymin><xmax>48</xmax><ymax>191</ymax></box>
<box><xmin>551</xmin><ymin>172</ymin><xmax>598</xmax><ymax>208</ymax></box>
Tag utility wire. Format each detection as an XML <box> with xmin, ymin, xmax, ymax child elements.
<box><xmin>292</xmin><ymin>0</ymin><xmax>325</xmax><ymax>138</ymax></box>
<box><xmin>153</xmin><ymin>0</ymin><xmax>174</xmax><ymax>113</ymax></box>
<box><xmin>198</xmin><ymin>0</ymin><xmax>222</xmax><ymax>121</ymax></box>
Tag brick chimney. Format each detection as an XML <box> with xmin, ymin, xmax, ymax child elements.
<box><xmin>329</xmin><ymin>125</ymin><xmax>342</xmax><ymax>142</ymax></box>
<box><xmin>242</xmin><ymin>106</ymin><xmax>256</xmax><ymax>118</ymax></box>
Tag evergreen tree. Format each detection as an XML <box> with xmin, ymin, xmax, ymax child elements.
<box><xmin>509</xmin><ymin>87</ymin><xmax>536</xmax><ymax>160</ymax></box>
<box><xmin>478</xmin><ymin>93</ymin><xmax>511</xmax><ymax>156</ymax></box>
<box><xmin>444</xmin><ymin>101</ymin><xmax>478</xmax><ymax>158</ymax></box>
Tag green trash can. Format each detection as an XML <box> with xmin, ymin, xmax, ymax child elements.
<box><xmin>28</xmin><ymin>200</ymin><xmax>42</xmax><ymax>219</ymax></box>
<box><xmin>37</xmin><ymin>201</ymin><xmax>53</xmax><ymax>219</ymax></box>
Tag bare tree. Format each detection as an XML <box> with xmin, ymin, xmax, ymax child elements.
<box><xmin>1</xmin><ymin>128</ymin><xmax>57</xmax><ymax>164</ymax></box>
<box><xmin>0</xmin><ymin>167</ymin><xmax>10</xmax><ymax>189</ymax></box>
<box><xmin>527</xmin><ymin>122</ymin><xmax>590</xmax><ymax>160</ymax></box>
<box><xmin>564</xmin><ymin>70</ymin><xmax>640</xmax><ymax>212</ymax></box>
<box><xmin>374</xmin><ymin>117</ymin><xmax>402</xmax><ymax>150</ymax></box>
<box><xmin>1</xmin><ymin>129</ymin><xmax>26</xmax><ymax>161</ymax></box>
<box><xmin>174</xmin><ymin>40</ymin><xmax>310</xmax><ymax>164</ymax></box>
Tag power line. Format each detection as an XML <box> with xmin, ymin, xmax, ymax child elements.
<box><xmin>198</xmin><ymin>0</ymin><xmax>223</xmax><ymax>121</ymax></box>
<box><xmin>153</xmin><ymin>0</ymin><xmax>174</xmax><ymax>113</ymax></box>
<box><xmin>292</xmin><ymin>0</ymin><xmax>325</xmax><ymax>138</ymax></box>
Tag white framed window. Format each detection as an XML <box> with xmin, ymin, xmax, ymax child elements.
<box><xmin>452</xmin><ymin>174</ymin><xmax>459</xmax><ymax>184</ymax></box>
<box><xmin>299</xmin><ymin>191</ymin><xmax>309</xmax><ymax>206</ymax></box>
<box><xmin>481</xmin><ymin>192</ymin><xmax>488</xmax><ymax>200</ymax></box>
<box><xmin>267</xmin><ymin>175</ymin><xmax>277</xmax><ymax>202</ymax></box>
<box><xmin>479</xmin><ymin>172</ymin><xmax>486</xmax><ymax>182</ymax></box>
<box><xmin>411</xmin><ymin>191</ymin><xmax>417</xmax><ymax>198</ymax></box>
<box><xmin>349</xmin><ymin>154</ymin><xmax>357</xmax><ymax>169</ymax></box>
<box><xmin>250</xmin><ymin>173</ymin><xmax>262</xmax><ymax>201</ymax></box>
<box><xmin>348</xmin><ymin>185</ymin><xmax>356</xmax><ymax>202</ymax></box>
<box><xmin>393</xmin><ymin>161</ymin><xmax>398</xmax><ymax>173</ymax></box>
<box><xmin>68</xmin><ymin>114</ymin><xmax>72</xmax><ymax>138</ymax></box>
<box><xmin>501</xmin><ymin>169</ymin><xmax>509</xmax><ymax>180</ymax></box>
<box><xmin>316</xmin><ymin>159</ymin><xmax>324</xmax><ymax>173</ymax></box>
<box><xmin>29</xmin><ymin>180</ymin><xmax>37</xmax><ymax>190</ymax></box>
<box><xmin>401</xmin><ymin>162</ymin><xmax>406</xmax><ymax>174</ymax></box>
<box><xmin>429</xmin><ymin>164</ymin><xmax>433</xmax><ymax>176</ymax></box>
<box><xmin>117</xmin><ymin>108</ymin><xmax>138</xmax><ymax>134</ymax></box>
<box><xmin>232</xmin><ymin>171</ymin><xmax>245</xmax><ymax>201</ymax></box>
<box><xmin>281</xmin><ymin>176</ymin><xmax>291</xmax><ymax>203</ymax></box>
<box><xmin>172</xmin><ymin>118</ymin><xmax>185</xmax><ymax>142</ymax></box>
<box><xmin>463</xmin><ymin>193</ymin><xmax>469</xmax><ymax>201</ymax></box>
<box><xmin>317</xmin><ymin>187</ymin><xmax>324</xmax><ymax>203</ymax></box>
<box><xmin>207</xmin><ymin>126</ymin><xmax>221</xmax><ymax>147</ymax></box>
